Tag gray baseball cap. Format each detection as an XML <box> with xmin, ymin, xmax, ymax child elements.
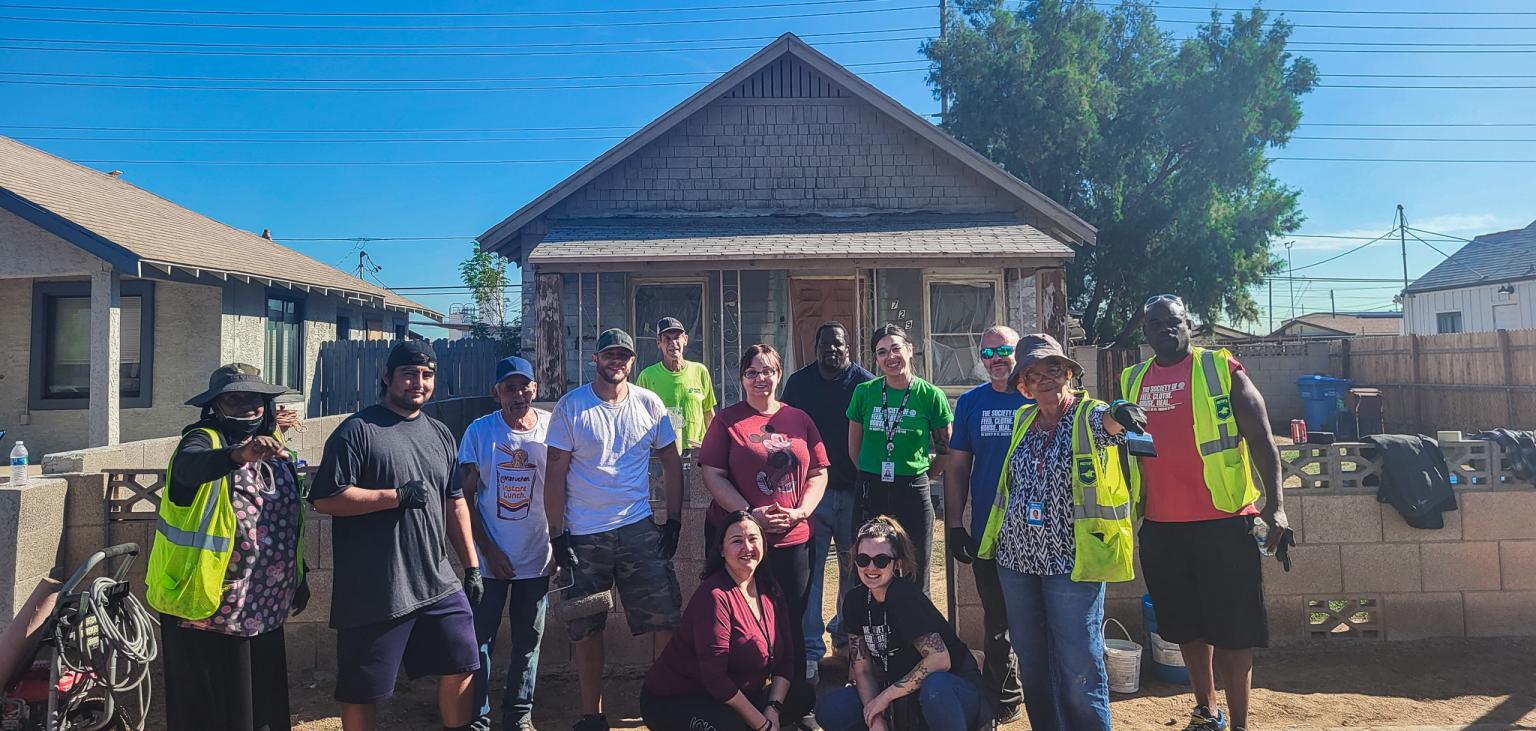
<box><xmin>596</xmin><ymin>328</ymin><xmax>636</xmax><ymax>355</ymax></box>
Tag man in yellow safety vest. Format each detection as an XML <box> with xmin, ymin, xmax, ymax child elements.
<box><xmin>1120</xmin><ymin>295</ymin><xmax>1287</xmax><ymax>731</ymax></box>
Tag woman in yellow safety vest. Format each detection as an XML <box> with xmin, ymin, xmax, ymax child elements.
<box><xmin>146</xmin><ymin>364</ymin><xmax>309</xmax><ymax>731</ymax></box>
<box><xmin>975</xmin><ymin>334</ymin><xmax>1146</xmax><ymax>731</ymax></box>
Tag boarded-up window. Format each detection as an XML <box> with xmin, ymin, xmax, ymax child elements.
<box><xmin>928</xmin><ymin>280</ymin><xmax>999</xmax><ymax>389</ymax></box>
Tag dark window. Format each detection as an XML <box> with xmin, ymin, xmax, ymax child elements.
<box><xmin>1436</xmin><ymin>311</ymin><xmax>1463</xmax><ymax>334</ymax></box>
<box><xmin>337</xmin><ymin>315</ymin><xmax>351</xmax><ymax>341</ymax></box>
<box><xmin>29</xmin><ymin>280</ymin><xmax>155</xmax><ymax>410</ymax></box>
<box><xmin>394</xmin><ymin>323</ymin><xmax>407</xmax><ymax>342</ymax></box>
<box><xmin>632</xmin><ymin>281</ymin><xmax>706</xmax><ymax>373</ymax></box>
<box><xmin>265</xmin><ymin>295</ymin><xmax>304</xmax><ymax>389</ymax></box>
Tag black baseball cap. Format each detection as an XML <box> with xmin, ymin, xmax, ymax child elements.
<box><xmin>656</xmin><ymin>317</ymin><xmax>686</xmax><ymax>335</ymax></box>
<box><xmin>596</xmin><ymin>328</ymin><xmax>636</xmax><ymax>355</ymax></box>
<box><xmin>386</xmin><ymin>340</ymin><xmax>437</xmax><ymax>372</ymax></box>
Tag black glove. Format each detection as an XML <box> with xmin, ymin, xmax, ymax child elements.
<box><xmin>463</xmin><ymin>567</ymin><xmax>484</xmax><ymax>606</ymax></box>
<box><xmin>1275</xmin><ymin>528</ymin><xmax>1297</xmax><ymax>572</ymax></box>
<box><xmin>551</xmin><ymin>532</ymin><xmax>579</xmax><ymax>571</ymax></box>
<box><xmin>1109</xmin><ymin>400</ymin><xmax>1149</xmax><ymax>434</ymax></box>
<box><xmin>396</xmin><ymin>479</ymin><xmax>431</xmax><ymax>510</ymax></box>
<box><xmin>658</xmin><ymin>518</ymin><xmax>682</xmax><ymax>559</ymax></box>
<box><xmin>291</xmin><ymin>576</ymin><xmax>311</xmax><ymax>616</ymax></box>
<box><xmin>948</xmin><ymin>527</ymin><xmax>975</xmax><ymax>564</ymax></box>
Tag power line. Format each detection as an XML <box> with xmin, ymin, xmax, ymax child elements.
<box><xmin>13</xmin><ymin>135</ymin><xmax>631</xmax><ymax>143</ymax></box>
<box><xmin>1287</xmin><ymin>228</ymin><xmax>1398</xmax><ymax>273</ymax></box>
<box><xmin>1303</xmin><ymin>122</ymin><xmax>1536</xmax><ymax>127</ymax></box>
<box><xmin>0</xmin><ymin>34</ymin><xmax>931</xmax><ymax>57</ymax></box>
<box><xmin>1273</xmin><ymin>156</ymin><xmax>1536</xmax><ymax>164</ymax></box>
<box><xmin>1293</xmin><ymin>135</ymin><xmax>1536</xmax><ymax>142</ymax></box>
<box><xmin>0</xmin><ymin>0</ymin><xmax>906</xmax><ymax>17</ymax></box>
<box><xmin>1087</xmin><ymin>2</ymin><xmax>1536</xmax><ymax>16</ymax></box>
<box><xmin>64</xmin><ymin>155</ymin><xmax>1536</xmax><ymax>166</ymax></box>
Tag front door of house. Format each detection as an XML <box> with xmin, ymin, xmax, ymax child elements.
<box><xmin>790</xmin><ymin>277</ymin><xmax>860</xmax><ymax>370</ymax></box>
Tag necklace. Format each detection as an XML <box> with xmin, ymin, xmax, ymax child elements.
<box><xmin>865</xmin><ymin>587</ymin><xmax>891</xmax><ymax>675</ymax></box>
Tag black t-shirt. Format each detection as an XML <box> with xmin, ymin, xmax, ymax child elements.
<box><xmin>841</xmin><ymin>578</ymin><xmax>982</xmax><ymax>687</ymax></box>
<box><xmin>781</xmin><ymin>362</ymin><xmax>876</xmax><ymax>491</ymax></box>
<box><xmin>309</xmin><ymin>404</ymin><xmax>462</xmax><ymax>629</ymax></box>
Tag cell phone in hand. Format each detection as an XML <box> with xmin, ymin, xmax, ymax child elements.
<box><xmin>1126</xmin><ymin>431</ymin><xmax>1157</xmax><ymax>457</ymax></box>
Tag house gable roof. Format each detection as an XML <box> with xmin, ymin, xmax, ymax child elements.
<box><xmin>477</xmin><ymin>33</ymin><xmax>1096</xmax><ymax>260</ymax></box>
<box><xmin>0</xmin><ymin>136</ymin><xmax>439</xmax><ymax>319</ymax></box>
<box><xmin>1271</xmin><ymin>311</ymin><xmax>1402</xmax><ymax>337</ymax></box>
<box><xmin>1405</xmin><ymin>220</ymin><xmax>1536</xmax><ymax>294</ymax></box>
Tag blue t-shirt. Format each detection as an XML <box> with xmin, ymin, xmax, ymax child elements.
<box><xmin>949</xmin><ymin>383</ymin><xmax>1032</xmax><ymax>537</ymax></box>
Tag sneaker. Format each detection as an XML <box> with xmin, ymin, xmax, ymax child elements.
<box><xmin>572</xmin><ymin>714</ymin><xmax>609</xmax><ymax>731</ymax></box>
<box><xmin>797</xmin><ymin>713</ymin><xmax>823</xmax><ymax>731</ymax></box>
<box><xmin>993</xmin><ymin>704</ymin><xmax>1022</xmax><ymax>725</ymax></box>
<box><xmin>512</xmin><ymin>720</ymin><xmax>538</xmax><ymax>731</ymax></box>
<box><xmin>1184</xmin><ymin>705</ymin><xmax>1228</xmax><ymax>731</ymax></box>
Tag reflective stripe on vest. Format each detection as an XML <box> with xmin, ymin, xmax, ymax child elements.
<box><xmin>1072</xmin><ymin>400</ymin><xmax>1131</xmax><ymax>522</ymax></box>
<box><xmin>155</xmin><ymin>454</ymin><xmax>233</xmax><ymax>553</ymax></box>
<box><xmin>1195</xmin><ymin>351</ymin><xmax>1243</xmax><ymax>456</ymax></box>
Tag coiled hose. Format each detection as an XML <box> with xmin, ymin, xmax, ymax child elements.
<box><xmin>55</xmin><ymin>576</ymin><xmax>158</xmax><ymax>730</ymax></box>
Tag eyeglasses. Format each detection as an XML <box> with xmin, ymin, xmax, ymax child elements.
<box><xmin>1022</xmin><ymin>363</ymin><xmax>1069</xmax><ymax>385</ymax></box>
<box><xmin>1144</xmin><ymin>294</ymin><xmax>1185</xmax><ymax>311</ymax></box>
<box><xmin>854</xmin><ymin>553</ymin><xmax>895</xmax><ymax>569</ymax></box>
<box><xmin>978</xmin><ymin>345</ymin><xmax>1015</xmax><ymax>359</ymax></box>
<box><xmin>742</xmin><ymin>368</ymin><xmax>779</xmax><ymax>380</ymax></box>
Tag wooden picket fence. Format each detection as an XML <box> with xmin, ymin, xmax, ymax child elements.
<box><xmin>317</xmin><ymin>338</ymin><xmax>512</xmax><ymax>416</ymax></box>
<box><xmin>1330</xmin><ymin>330</ymin><xmax>1536</xmax><ymax>434</ymax></box>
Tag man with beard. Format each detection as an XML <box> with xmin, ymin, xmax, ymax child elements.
<box><xmin>544</xmin><ymin>328</ymin><xmax>685</xmax><ymax>731</ymax></box>
<box><xmin>311</xmin><ymin>340</ymin><xmax>483</xmax><ymax>731</ymax></box>
<box><xmin>636</xmin><ymin>316</ymin><xmax>717</xmax><ymax>451</ymax></box>
<box><xmin>944</xmin><ymin>325</ymin><xmax>1028</xmax><ymax>723</ymax></box>
<box><xmin>1121</xmin><ymin>295</ymin><xmax>1287</xmax><ymax>731</ymax></box>
<box><xmin>459</xmin><ymin>356</ymin><xmax>553</xmax><ymax>731</ymax></box>
<box><xmin>781</xmin><ymin>321</ymin><xmax>875</xmax><ymax>683</ymax></box>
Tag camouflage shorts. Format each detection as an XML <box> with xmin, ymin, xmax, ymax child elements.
<box><xmin>566</xmin><ymin>518</ymin><xmax>682</xmax><ymax>642</ymax></box>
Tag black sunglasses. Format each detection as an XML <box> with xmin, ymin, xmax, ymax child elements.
<box><xmin>978</xmin><ymin>345</ymin><xmax>1015</xmax><ymax>359</ymax></box>
<box><xmin>854</xmin><ymin>553</ymin><xmax>895</xmax><ymax>569</ymax></box>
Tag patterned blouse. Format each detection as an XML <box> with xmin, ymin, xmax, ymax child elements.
<box><xmin>179</xmin><ymin>456</ymin><xmax>302</xmax><ymax>637</ymax></box>
<box><xmin>994</xmin><ymin>401</ymin><xmax>1123</xmax><ymax>577</ymax></box>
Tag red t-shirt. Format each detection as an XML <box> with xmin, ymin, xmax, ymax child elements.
<box><xmin>1135</xmin><ymin>353</ymin><xmax>1259</xmax><ymax>522</ymax></box>
<box><xmin>698</xmin><ymin>401</ymin><xmax>831</xmax><ymax>547</ymax></box>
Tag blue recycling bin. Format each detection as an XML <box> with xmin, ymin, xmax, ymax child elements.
<box><xmin>1297</xmin><ymin>375</ymin><xmax>1351</xmax><ymax>433</ymax></box>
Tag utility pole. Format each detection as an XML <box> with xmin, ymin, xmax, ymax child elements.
<box><xmin>1268</xmin><ymin>277</ymin><xmax>1274</xmax><ymax>334</ymax></box>
<box><xmin>1285</xmin><ymin>241</ymin><xmax>1296</xmax><ymax>323</ymax></box>
<box><xmin>356</xmin><ymin>249</ymin><xmax>366</xmax><ymax>279</ymax></box>
<box><xmin>1330</xmin><ymin>289</ymin><xmax>1336</xmax><ymax>317</ymax></box>
<box><xmin>1397</xmin><ymin>203</ymin><xmax>1410</xmax><ymax>298</ymax></box>
<box><xmin>938</xmin><ymin>0</ymin><xmax>949</xmax><ymax>121</ymax></box>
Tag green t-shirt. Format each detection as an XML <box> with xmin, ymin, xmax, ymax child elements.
<box><xmin>845</xmin><ymin>376</ymin><xmax>953</xmax><ymax>476</ymax></box>
<box><xmin>636</xmin><ymin>360</ymin><xmax>718</xmax><ymax>449</ymax></box>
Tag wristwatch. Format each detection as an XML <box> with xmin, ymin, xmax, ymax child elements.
<box><xmin>764</xmin><ymin>700</ymin><xmax>784</xmax><ymax>714</ymax></box>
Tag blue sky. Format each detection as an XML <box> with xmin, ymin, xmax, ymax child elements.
<box><xmin>3</xmin><ymin>0</ymin><xmax>1534</xmax><ymax>336</ymax></box>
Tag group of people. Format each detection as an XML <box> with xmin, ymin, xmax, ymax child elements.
<box><xmin>142</xmin><ymin>293</ymin><xmax>1288</xmax><ymax>731</ymax></box>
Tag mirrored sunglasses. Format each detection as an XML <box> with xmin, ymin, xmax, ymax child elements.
<box><xmin>978</xmin><ymin>345</ymin><xmax>1015</xmax><ymax>359</ymax></box>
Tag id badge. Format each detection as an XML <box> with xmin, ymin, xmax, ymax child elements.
<box><xmin>880</xmin><ymin>461</ymin><xmax>896</xmax><ymax>483</ymax></box>
<box><xmin>1026</xmin><ymin>501</ymin><xmax>1045</xmax><ymax>527</ymax></box>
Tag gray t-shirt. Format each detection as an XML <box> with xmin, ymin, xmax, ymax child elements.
<box><xmin>310</xmin><ymin>404</ymin><xmax>462</xmax><ymax>629</ymax></box>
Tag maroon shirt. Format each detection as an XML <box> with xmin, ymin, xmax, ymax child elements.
<box><xmin>698</xmin><ymin>401</ymin><xmax>830</xmax><ymax>547</ymax></box>
<box><xmin>643</xmin><ymin>571</ymin><xmax>796</xmax><ymax>702</ymax></box>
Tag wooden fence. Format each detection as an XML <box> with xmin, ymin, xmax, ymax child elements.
<box><xmin>317</xmin><ymin>338</ymin><xmax>511</xmax><ymax>416</ymax></box>
<box><xmin>1330</xmin><ymin>330</ymin><xmax>1536</xmax><ymax>434</ymax></box>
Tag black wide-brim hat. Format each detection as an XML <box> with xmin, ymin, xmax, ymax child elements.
<box><xmin>1007</xmin><ymin>333</ymin><xmax>1085</xmax><ymax>391</ymax></box>
<box><xmin>185</xmin><ymin>363</ymin><xmax>292</xmax><ymax>407</ymax></box>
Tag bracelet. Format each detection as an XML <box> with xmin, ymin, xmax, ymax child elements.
<box><xmin>756</xmin><ymin>717</ymin><xmax>772</xmax><ymax>731</ymax></box>
<box><xmin>764</xmin><ymin>699</ymin><xmax>784</xmax><ymax>715</ymax></box>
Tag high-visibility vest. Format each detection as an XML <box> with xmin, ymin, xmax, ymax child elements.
<box><xmin>977</xmin><ymin>393</ymin><xmax>1137</xmax><ymax>583</ymax></box>
<box><xmin>1119</xmin><ymin>347</ymin><xmax>1261</xmax><ymax>515</ymax></box>
<box><xmin>145</xmin><ymin>428</ymin><xmax>306</xmax><ymax>620</ymax></box>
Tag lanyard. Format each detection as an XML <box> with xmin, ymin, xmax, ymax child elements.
<box><xmin>880</xmin><ymin>380</ymin><xmax>916</xmax><ymax>458</ymax></box>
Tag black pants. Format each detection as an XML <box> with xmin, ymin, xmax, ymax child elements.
<box><xmin>856</xmin><ymin>471</ymin><xmax>935</xmax><ymax>595</ymax></box>
<box><xmin>639</xmin><ymin>683</ymin><xmax>816</xmax><ymax>731</ymax></box>
<box><xmin>971</xmin><ymin>557</ymin><xmax>1024</xmax><ymax>712</ymax></box>
<box><xmin>704</xmin><ymin>524</ymin><xmax>814</xmax><ymax>693</ymax></box>
<box><xmin>160</xmin><ymin>617</ymin><xmax>291</xmax><ymax>731</ymax></box>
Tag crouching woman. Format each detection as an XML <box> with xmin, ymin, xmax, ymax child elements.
<box><xmin>640</xmin><ymin>511</ymin><xmax>812</xmax><ymax>731</ymax></box>
<box><xmin>816</xmin><ymin>516</ymin><xmax>991</xmax><ymax>731</ymax></box>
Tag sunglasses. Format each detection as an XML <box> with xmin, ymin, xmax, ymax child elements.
<box><xmin>854</xmin><ymin>553</ymin><xmax>895</xmax><ymax>569</ymax></box>
<box><xmin>1144</xmin><ymin>294</ymin><xmax>1185</xmax><ymax>311</ymax></box>
<box><xmin>978</xmin><ymin>345</ymin><xmax>1015</xmax><ymax>359</ymax></box>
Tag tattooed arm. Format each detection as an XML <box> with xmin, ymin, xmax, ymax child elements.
<box><xmin>861</xmin><ymin>633</ymin><xmax>953</xmax><ymax>727</ymax></box>
<box><xmin>848</xmin><ymin>634</ymin><xmax>883</xmax><ymax>708</ymax></box>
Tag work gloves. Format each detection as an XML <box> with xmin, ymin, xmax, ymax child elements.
<box><xmin>1108</xmin><ymin>400</ymin><xmax>1149</xmax><ymax>434</ymax></box>
<box><xmin>658</xmin><ymin>518</ymin><xmax>682</xmax><ymax>560</ymax></box>
<box><xmin>463</xmin><ymin>567</ymin><xmax>484</xmax><ymax>607</ymax></box>
<box><xmin>551</xmin><ymin>532</ymin><xmax>580</xmax><ymax>571</ymax></box>
<box><xmin>948</xmin><ymin>527</ymin><xmax>975</xmax><ymax>564</ymax></box>
<box><xmin>291</xmin><ymin>577</ymin><xmax>311</xmax><ymax>616</ymax></box>
<box><xmin>397</xmin><ymin>479</ymin><xmax>431</xmax><ymax>510</ymax></box>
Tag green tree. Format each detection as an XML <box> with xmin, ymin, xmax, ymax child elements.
<box><xmin>927</xmin><ymin>0</ymin><xmax>1317</xmax><ymax>344</ymax></box>
<box><xmin>458</xmin><ymin>243</ymin><xmax>521</xmax><ymax>351</ymax></box>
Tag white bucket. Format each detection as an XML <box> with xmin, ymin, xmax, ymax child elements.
<box><xmin>1103</xmin><ymin>618</ymin><xmax>1143</xmax><ymax>694</ymax></box>
<box><xmin>1149</xmin><ymin>631</ymin><xmax>1185</xmax><ymax>667</ymax></box>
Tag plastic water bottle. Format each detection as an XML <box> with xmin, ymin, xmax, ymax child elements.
<box><xmin>1252</xmin><ymin>519</ymin><xmax>1275</xmax><ymax>557</ymax></box>
<box><xmin>9</xmin><ymin>441</ymin><xmax>28</xmax><ymax>486</ymax></box>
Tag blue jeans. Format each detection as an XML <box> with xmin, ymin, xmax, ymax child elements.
<box><xmin>996</xmin><ymin>567</ymin><xmax>1111</xmax><ymax>731</ymax></box>
<box><xmin>805</xmin><ymin>487</ymin><xmax>857</xmax><ymax>661</ymax></box>
<box><xmin>471</xmin><ymin>575</ymin><xmax>549</xmax><ymax>730</ymax></box>
<box><xmin>815</xmin><ymin>672</ymin><xmax>987</xmax><ymax>731</ymax></box>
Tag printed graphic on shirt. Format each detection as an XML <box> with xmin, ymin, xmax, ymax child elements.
<box><xmin>495</xmin><ymin>444</ymin><xmax>536</xmax><ymax>521</ymax></box>
<box><xmin>860</xmin><ymin>621</ymin><xmax>891</xmax><ymax>662</ymax></box>
<box><xmin>868</xmin><ymin>407</ymin><xmax>919</xmax><ymax>433</ymax></box>
<box><xmin>749</xmin><ymin>427</ymin><xmax>800</xmax><ymax>496</ymax></box>
<box><xmin>978</xmin><ymin>409</ymin><xmax>1015</xmax><ymax>438</ymax></box>
<box><xmin>1137</xmin><ymin>380</ymin><xmax>1187</xmax><ymax>412</ymax></box>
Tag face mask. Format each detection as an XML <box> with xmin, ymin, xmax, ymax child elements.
<box><xmin>220</xmin><ymin>413</ymin><xmax>264</xmax><ymax>439</ymax></box>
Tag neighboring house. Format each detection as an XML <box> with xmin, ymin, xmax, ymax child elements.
<box><xmin>1196</xmin><ymin>323</ymin><xmax>1257</xmax><ymax>343</ymax></box>
<box><xmin>478</xmin><ymin>34</ymin><xmax>1095</xmax><ymax>402</ymax></box>
<box><xmin>0</xmin><ymin>136</ymin><xmax>438</xmax><ymax>456</ymax></box>
<box><xmin>1402</xmin><ymin>220</ymin><xmax>1536</xmax><ymax>335</ymax></box>
<box><xmin>1268</xmin><ymin>312</ymin><xmax>1403</xmax><ymax>339</ymax></box>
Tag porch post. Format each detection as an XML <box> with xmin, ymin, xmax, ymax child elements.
<box><xmin>1035</xmin><ymin>266</ymin><xmax>1067</xmax><ymax>344</ymax></box>
<box><xmin>88</xmin><ymin>266</ymin><xmax>122</xmax><ymax>446</ymax></box>
<box><xmin>532</xmin><ymin>271</ymin><xmax>566</xmax><ymax>399</ymax></box>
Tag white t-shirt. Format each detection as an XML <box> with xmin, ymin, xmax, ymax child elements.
<box><xmin>457</xmin><ymin>409</ymin><xmax>555</xmax><ymax>578</ymax></box>
<box><xmin>545</xmin><ymin>383</ymin><xmax>678</xmax><ymax>536</ymax></box>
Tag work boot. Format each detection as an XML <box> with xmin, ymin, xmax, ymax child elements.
<box><xmin>1184</xmin><ymin>705</ymin><xmax>1228</xmax><ymax>731</ymax></box>
<box><xmin>571</xmin><ymin>714</ymin><xmax>608</xmax><ymax>731</ymax></box>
